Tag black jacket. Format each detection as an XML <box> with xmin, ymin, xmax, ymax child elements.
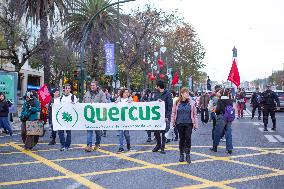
<box><xmin>251</xmin><ymin>92</ymin><xmax>262</xmax><ymax>105</ymax></box>
<box><xmin>152</xmin><ymin>90</ymin><xmax>173</xmax><ymax>119</ymax></box>
<box><xmin>215</xmin><ymin>97</ymin><xmax>233</xmax><ymax>115</ymax></box>
<box><xmin>0</xmin><ymin>100</ymin><xmax>12</xmax><ymax>117</ymax></box>
<box><xmin>261</xmin><ymin>90</ymin><xmax>280</xmax><ymax>107</ymax></box>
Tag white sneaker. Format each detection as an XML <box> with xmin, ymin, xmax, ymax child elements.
<box><xmin>220</xmin><ymin>138</ymin><xmax>226</xmax><ymax>142</ymax></box>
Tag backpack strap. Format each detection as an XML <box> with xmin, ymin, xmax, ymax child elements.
<box><xmin>60</xmin><ymin>95</ymin><xmax>63</xmax><ymax>102</ymax></box>
<box><xmin>71</xmin><ymin>94</ymin><xmax>74</xmax><ymax>102</ymax></box>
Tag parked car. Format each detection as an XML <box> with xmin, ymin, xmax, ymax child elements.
<box><xmin>274</xmin><ymin>90</ymin><xmax>284</xmax><ymax>111</ymax></box>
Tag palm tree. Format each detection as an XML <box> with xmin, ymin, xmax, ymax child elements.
<box><xmin>10</xmin><ymin>0</ymin><xmax>70</xmax><ymax>87</ymax></box>
<box><xmin>64</xmin><ymin>0</ymin><xmax>116</xmax><ymax>81</ymax></box>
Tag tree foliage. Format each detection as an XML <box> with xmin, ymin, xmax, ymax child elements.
<box><xmin>0</xmin><ymin>2</ymin><xmax>42</xmax><ymax>72</ymax></box>
<box><xmin>29</xmin><ymin>37</ymin><xmax>77</xmax><ymax>87</ymax></box>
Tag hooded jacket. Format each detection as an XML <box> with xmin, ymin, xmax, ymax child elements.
<box><xmin>215</xmin><ymin>96</ymin><xmax>233</xmax><ymax>115</ymax></box>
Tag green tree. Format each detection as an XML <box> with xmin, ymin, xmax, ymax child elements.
<box><xmin>119</xmin><ymin>6</ymin><xmax>181</xmax><ymax>89</ymax></box>
<box><xmin>64</xmin><ymin>0</ymin><xmax>116</xmax><ymax>81</ymax></box>
<box><xmin>29</xmin><ymin>37</ymin><xmax>77</xmax><ymax>87</ymax></box>
<box><xmin>11</xmin><ymin>0</ymin><xmax>70</xmax><ymax>87</ymax></box>
<box><xmin>0</xmin><ymin>2</ymin><xmax>42</xmax><ymax>72</ymax></box>
<box><xmin>163</xmin><ymin>24</ymin><xmax>206</xmax><ymax>86</ymax></box>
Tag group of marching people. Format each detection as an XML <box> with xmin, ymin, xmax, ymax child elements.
<box><xmin>8</xmin><ymin>79</ymin><xmax>281</xmax><ymax>164</ymax></box>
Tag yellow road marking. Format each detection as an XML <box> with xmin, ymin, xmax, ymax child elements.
<box><xmin>81</xmin><ymin>166</ymin><xmax>153</xmax><ymax>177</ymax></box>
<box><xmin>220</xmin><ymin>172</ymin><xmax>284</xmax><ymax>185</ymax></box>
<box><xmin>159</xmin><ymin>159</ymin><xmax>216</xmax><ymax>167</ymax></box>
<box><xmin>0</xmin><ymin>143</ymin><xmax>8</xmax><ymax>147</ymax></box>
<box><xmin>96</xmin><ymin>148</ymin><xmax>234</xmax><ymax>189</ymax></box>
<box><xmin>0</xmin><ymin>176</ymin><xmax>70</xmax><ymax>186</ymax></box>
<box><xmin>0</xmin><ymin>161</ymin><xmax>41</xmax><ymax>167</ymax></box>
<box><xmin>8</xmin><ymin>143</ymin><xmax>104</xmax><ymax>189</ymax></box>
<box><xmin>0</xmin><ymin>154</ymin><xmax>113</xmax><ymax>167</ymax></box>
<box><xmin>175</xmin><ymin>183</ymin><xmax>217</xmax><ymax>189</ymax></box>
<box><xmin>0</xmin><ymin>146</ymin><xmax>83</xmax><ymax>155</ymax></box>
<box><xmin>2</xmin><ymin>143</ymin><xmax>284</xmax><ymax>188</ymax></box>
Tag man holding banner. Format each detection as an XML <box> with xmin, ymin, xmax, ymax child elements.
<box><xmin>152</xmin><ymin>80</ymin><xmax>173</xmax><ymax>154</ymax></box>
<box><xmin>84</xmin><ymin>81</ymin><xmax>107</xmax><ymax>152</ymax></box>
<box><xmin>58</xmin><ymin>84</ymin><xmax>77</xmax><ymax>151</ymax></box>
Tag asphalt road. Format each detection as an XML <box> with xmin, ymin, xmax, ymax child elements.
<box><xmin>0</xmin><ymin>107</ymin><xmax>284</xmax><ymax>189</ymax></box>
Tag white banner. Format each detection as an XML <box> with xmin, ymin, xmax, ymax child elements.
<box><xmin>52</xmin><ymin>101</ymin><xmax>165</xmax><ymax>130</ymax></box>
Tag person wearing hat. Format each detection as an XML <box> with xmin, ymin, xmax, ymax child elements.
<box><xmin>20</xmin><ymin>91</ymin><xmax>41</xmax><ymax>150</ymax></box>
<box><xmin>261</xmin><ymin>85</ymin><xmax>280</xmax><ymax>131</ymax></box>
<box><xmin>48</xmin><ymin>88</ymin><xmax>60</xmax><ymax>145</ymax></box>
<box><xmin>0</xmin><ymin>92</ymin><xmax>13</xmax><ymax>136</ymax></box>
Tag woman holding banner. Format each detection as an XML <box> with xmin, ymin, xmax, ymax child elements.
<box><xmin>20</xmin><ymin>91</ymin><xmax>41</xmax><ymax>150</ymax></box>
<box><xmin>171</xmin><ymin>87</ymin><xmax>198</xmax><ymax>164</ymax></box>
<box><xmin>116</xmin><ymin>88</ymin><xmax>133</xmax><ymax>153</ymax></box>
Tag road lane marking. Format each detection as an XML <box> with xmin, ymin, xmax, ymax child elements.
<box><xmin>264</xmin><ymin>135</ymin><xmax>278</xmax><ymax>142</ymax></box>
<box><xmin>0</xmin><ymin>146</ymin><xmax>83</xmax><ymax>155</ymax></box>
<box><xmin>8</xmin><ymin>143</ymin><xmax>104</xmax><ymax>189</ymax></box>
<box><xmin>93</xmin><ymin>146</ymin><xmax>234</xmax><ymax>189</ymax></box>
<box><xmin>274</xmin><ymin>135</ymin><xmax>284</xmax><ymax>142</ymax></box>
<box><xmin>0</xmin><ymin>176</ymin><xmax>70</xmax><ymax>186</ymax></box>
<box><xmin>0</xmin><ymin>154</ymin><xmax>113</xmax><ymax>167</ymax></box>
<box><xmin>258</xmin><ymin>128</ymin><xmax>274</xmax><ymax>132</ymax></box>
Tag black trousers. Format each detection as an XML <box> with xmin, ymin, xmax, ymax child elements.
<box><xmin>201</xmin><ymin>108</ymin><xmax>209</xmax><ymax>123</ymax></box>
<box><xmin>211</xmin><ymin>112</ymin><xmax>217</xmax><ymax>141</ymax></box>
<box><xmin>50</xmin><ymin>123</ymin><xmax>56</xmax><ymax>140</ymax></box>
<box><xmin>147</xmin><ymin>130</ymin><xmax>152</xmax><ymax>138</ymax></box>
<box><xmin>252</xmin><ymin>104</ymin><xmax>261</xmax><ymax>118</ymax></box>
<box><xmin>263</xmin><ymin>107</ymin><xmax>276</xmax><ymax>128</ymax></box>
<box><xmin>154</xmin><ymin>131</ymin><xmax>166</xmax><ymax>149</ymax></box>
<box><xmin>176</xmin><ymin>123</ymin><xmax>193</xmax><ymax>154</ymax></box>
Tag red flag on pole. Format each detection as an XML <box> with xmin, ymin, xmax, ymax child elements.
<box><xmin>227</xmin><ymin>59</ymin><xmax>240</xmax><ymax>87</ymax></box>
<box><xmin>172</xmin><ymin>72</ymin><xmax>179</xmax><ymax>86</ymax></box>
<box><xmin>37</xmin><ymin>84</ymin><xmax>51</xmax><ymax>105</ymax></box>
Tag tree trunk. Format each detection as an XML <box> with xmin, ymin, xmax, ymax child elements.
<box><xmin>126</xmin><ymin>68</ymin><xmax>131</xmax><ymax>89</ymax></box>
<box><xmin>40</xmin><ymin>13</ymin><xmax>51</xmax><ymax>87</ymax></box>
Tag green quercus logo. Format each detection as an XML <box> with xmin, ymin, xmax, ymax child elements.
<box><xmin>62</xmin><ymin>112</ymin><xmax>72</xmax><ymax>122</ymax></box>
<box><xmin>84</xmin><ymin>105</ymin><xmax>161</xmax><ymax>123</ymax></box>
<box><xmin>56</xmin><ymin>106</ymin><xmax>78</xmax><ymax>127</ymax></box>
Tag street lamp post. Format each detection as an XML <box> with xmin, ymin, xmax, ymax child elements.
<box><xmin>79</xmin><ymin>0</ymin><xmax>136</xmax><ymax>102</ymax></box>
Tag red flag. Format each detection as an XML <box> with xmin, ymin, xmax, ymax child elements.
<box><xmin>157</xmin><ymin>58</ymin><xmax>164</xmax><ymax>68</ymax></box>
<box><xmin>227</xmin><ymin>59</ymin><xmax>240</xmax><ymax>87</ymax></box>
<box><xmin>172</xmin><ymin>72</ymin><xmax>179</xmax><ymax>86</ymax></box>
<box><xmin>37</xmin><ymin>84</ymin><xmax>51</xmax><ymax>105</ymax></box>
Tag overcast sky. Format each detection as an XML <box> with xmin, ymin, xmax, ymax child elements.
<box><xmin>121</xmin><ymin>0</ymin><xmax>284</xmax><ymax>82</ymax></box>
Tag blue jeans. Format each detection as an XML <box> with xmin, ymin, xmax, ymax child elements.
<box><xmin>213</xmin><ymin>115</ymin><xmax>233</xmax><ymax>151</ymax></box>
<box><xmin>119</xmin><ymin>130</ymin><xmax>130</xmax><ymax>149</ymax></box>
<box><xmin>58</xmin><ymin>130</ymin><xmax>71</xmax><ymax>148</ymax></box>
<box><xmin>211</xmin><ymin>112</ymin><xmax>217</xmax><ymax>140</ymax></box>
<box><xmin>0</xmin><ymin>117</ymin><xmax>12</xmax><ymax>135</ymax></box>
<box><xmin>87</xmin><ymin>130</ymin><xmax>101</xmax><ymax>146</ymax></box>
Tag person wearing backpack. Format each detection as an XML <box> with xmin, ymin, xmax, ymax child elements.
<box><xmin>210</xmin><ymin>89</ymin><xmax>235</xmax><ymax>154</ymax></box>
<box><xmin>58</xmin><ymin>84</ymin><xmax>77</xmax><ymax>151</ymax></box>
<box><xmin>250</xmin><ymin>87</ymin><xmax>262</xmax><ymax>120</ymax></box>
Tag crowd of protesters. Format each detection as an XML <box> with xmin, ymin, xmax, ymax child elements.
<box><xmin>0</xmin><ymin>79</ymin><xmax>281</xmax><ymax>164</ymax></box>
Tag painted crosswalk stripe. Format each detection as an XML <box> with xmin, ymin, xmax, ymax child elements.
<box><xmin>274</xmin><ymin>135</ymin><xmax>284</xmax><ymax>143</ymax></box>
<box><xmin>264</xmin><ymin>135</ymin><xmax>278</xmax><ymax>143</ymax></box>
<box><xmin>258</xmin><ymin>128</ymin><xmax>274</xmax><ymax>133</ymax></box>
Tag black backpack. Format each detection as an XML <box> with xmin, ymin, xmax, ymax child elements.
<box><xmin>60</xmin><ymin>94</ymin><xmax>75</xmax><ymax>103</ymax></box>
